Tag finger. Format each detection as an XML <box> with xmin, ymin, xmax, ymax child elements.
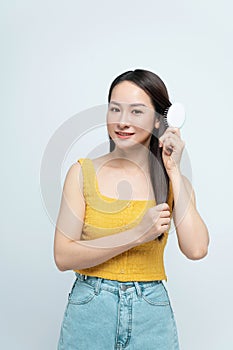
<box><xmin>158</xmin><ymin>224</ymin><xmax>169</xmax><ymax>235</ymax></box>
<box><xmin>162</xmin><ymin>140</ymin><xmax>175</xmax><ymax>155</ymax></box>
<box><xmin>161</xmin><ymin>133</ymin><xmax>180</xmax><ymax>144</ymax></box>
<box><xmin>159</xmin><ymin>135</ymin><xmax>173</xmax><ymax>148</ymax></box>
<box><xmin>165</xmin><ymin>127</ymin><xmax>180</xmax><ymax>136</ymax></box>
<box><xmin>169</xmin><ymin>127</ymin><xmax>180</xmax><ymax>136</ymax></box>
<box><xmin>163</xmin><ymin>135</ymin><xmax>180</xmax><ymax>150</ymax></box>
<box><xmin>160</xmin><ymin>210</ymin><xmax>171</xmax><ymax>218</ymax></box>
<box><xmin>161</xmin><ymin>218</ymin><xmax>171</xmax><ymax>226</ymax></box>
<box><xmin>160</xmin><ymin>129</ymin><xmax>181</xmax><ymax>144</ymax></box>
<box><xmin>155</xmin><ymin>203</ymin><xmax>170</xmax><ymax>211</ymax></box>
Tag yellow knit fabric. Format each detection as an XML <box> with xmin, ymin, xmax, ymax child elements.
<box><xmin>74</xmin><ymin>158</ymin><xmax>173</xmax><ymax>282</ymax></box>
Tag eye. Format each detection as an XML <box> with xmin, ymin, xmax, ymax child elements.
<box><xmin>110</xmin><ymin>107</ymin><xmax>120</xmax><ymax>113</ymax></box>
<box><xmin>132</xmin><ymin>109</ymin><xmax>143</xmax><ymax>116</ymax></box>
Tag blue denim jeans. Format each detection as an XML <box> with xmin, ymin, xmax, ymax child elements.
<box><xmin>58</xmin><ymin>273</ymin><xmax>180</xmax><ymax>350</ymax></box>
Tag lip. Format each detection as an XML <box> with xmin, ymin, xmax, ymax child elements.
<box><xmin>115</xmin><ymin>131</ymin><xmax>135</xmax><ymax>139</ymax></box>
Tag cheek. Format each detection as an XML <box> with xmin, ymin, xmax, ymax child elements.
<box><xmin>135</xmin><ymin>121</ymin><xmax>155</xmax><ymax>134</ymax></box>
<box><xmin>106</xmin><ymin>119</ymin><xmax>115</xmax><ymax>136</ymax></box>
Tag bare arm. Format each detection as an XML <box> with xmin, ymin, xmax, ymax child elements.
<box><xmin>160</xmin><ymin>127</ymin><xmax>210</xmax><ymax>260</ymax></box>
<box><xmin>54</xmin><ymin>162</ymin><xmax>171</xmax><ymax>271</ymax></box>
<box><xmin>171</xmin><ymin>171</ymin><xmax>209</xmax><ymax>259</ymax></box>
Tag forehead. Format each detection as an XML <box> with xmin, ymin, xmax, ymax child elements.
<box><xmin>110</xmin><ymin>81</ymin><xmax>153</xmax><ymax>108</ymax></box>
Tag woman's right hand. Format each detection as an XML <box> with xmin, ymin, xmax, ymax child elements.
<box><xmin>135</xmin><ymin>203</ymin><xmax>171</xmax><ymax>244</ymax></box>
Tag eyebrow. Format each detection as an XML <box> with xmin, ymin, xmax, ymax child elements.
<box><xmin>109</xmin><ymin>101</ymin><xmax>148</xmax><ymax>108</ymax></box>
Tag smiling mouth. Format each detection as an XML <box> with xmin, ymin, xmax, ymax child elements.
<box><xmin>115</xmin><ymin>131</ymin><xmax>135</xmax><ymax>136</ymax></box>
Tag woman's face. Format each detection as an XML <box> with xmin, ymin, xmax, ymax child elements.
<box><xmin>107</xmin><ymin>81</ymin><xmax>159</xmax><ymax>150</ymax></box>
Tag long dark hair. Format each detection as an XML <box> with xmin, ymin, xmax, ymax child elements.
<box><xmin>108</xmin><ymin>69</ymin><xmax>171</xmax><ymax>207</ymax></box>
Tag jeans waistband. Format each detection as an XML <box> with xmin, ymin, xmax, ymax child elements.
<box><xmin>75</xmin><ymin>272</ymin><xmax>162</xmax><ymax>297</ymax></box>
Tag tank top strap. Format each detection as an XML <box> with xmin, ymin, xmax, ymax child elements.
<box><xmin>77</xmin><ymin>158</ymin><xmax>136</xmax><ymax>213</ymax></box>
<box><xmin>77</xmin><ymin>158</ymin><xmax>97</xmax><ymax>201</ymax></box>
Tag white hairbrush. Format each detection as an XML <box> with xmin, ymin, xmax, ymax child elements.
<box><xmin>164</xmin><ymin>102</ymin><xmax>186</xmax><ymax>128</ymax></box>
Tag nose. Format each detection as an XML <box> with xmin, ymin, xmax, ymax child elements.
<box><xmin>118</xmin><ymin>110</ymin><xmax>130</xmax><ymax>128</ymax></box>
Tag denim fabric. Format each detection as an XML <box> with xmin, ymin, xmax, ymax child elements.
<box><xmin>58</xmin><ymin>273</ymin><xmax>180</xmax><ymax>350</ymax></box>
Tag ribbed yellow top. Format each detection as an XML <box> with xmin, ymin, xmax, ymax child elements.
<box><xmin>75</xmin><ymin>158</ymin><xmax>173</xmax><ymax>282</ymax></box>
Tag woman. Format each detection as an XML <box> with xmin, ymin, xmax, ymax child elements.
<box><xmin>54</xmin><ymin>69</ymin><xmax>209</xmax><ymax>350</ymax></box>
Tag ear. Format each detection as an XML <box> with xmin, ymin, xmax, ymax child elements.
<box><xmin>154</xmin><ymin>118</ymin><xmax>160</xmax><ymax>129</ymax></box>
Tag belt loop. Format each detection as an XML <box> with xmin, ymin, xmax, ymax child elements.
<box><xmin>94</xmin><ymin>278</ymin><xmax>102</xmax><ymax>295</ymax></box>
<box><xmin>134</xmin><ymin>282</ymin><xmax>142</xmax><ymax>297</ymax></box>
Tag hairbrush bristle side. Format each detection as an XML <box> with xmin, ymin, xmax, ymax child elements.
<box><xmin>163</xmin><ymin>107</ymin><xmax>169</xmax><ymax>127</ymax></box>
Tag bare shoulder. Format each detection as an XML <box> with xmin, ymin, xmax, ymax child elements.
<box><xmin>63</xmin><ymin>161</ymin><xmax>84</xmax><ymax>198</ymax></box>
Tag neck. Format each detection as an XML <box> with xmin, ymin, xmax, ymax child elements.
<box><xmin>110</xmin><ymin>145</ymin><xmax>150</xmax><ymax>172</ymax></box>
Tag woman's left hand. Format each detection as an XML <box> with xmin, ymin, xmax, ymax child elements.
<box><xmin>159</xmin><ymin>127</ymin><xmax>185</xmax><ymax>176</ymax></box>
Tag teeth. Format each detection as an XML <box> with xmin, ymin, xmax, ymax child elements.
<box><xmin>118</xmin><ymin>132</ymin><xmax>133</xmax><ymax>136</ymax></box>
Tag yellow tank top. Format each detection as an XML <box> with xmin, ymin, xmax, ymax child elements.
<box><xmin>75</xmin><ymin>158</ymin><xmax>173</xmax><ymax>281</ymax></box>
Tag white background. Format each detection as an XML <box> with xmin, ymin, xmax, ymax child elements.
<box><xmin>1</xmin><ymin>1</ymin><xmax>233</xmax><ymax>349</ymax></box>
